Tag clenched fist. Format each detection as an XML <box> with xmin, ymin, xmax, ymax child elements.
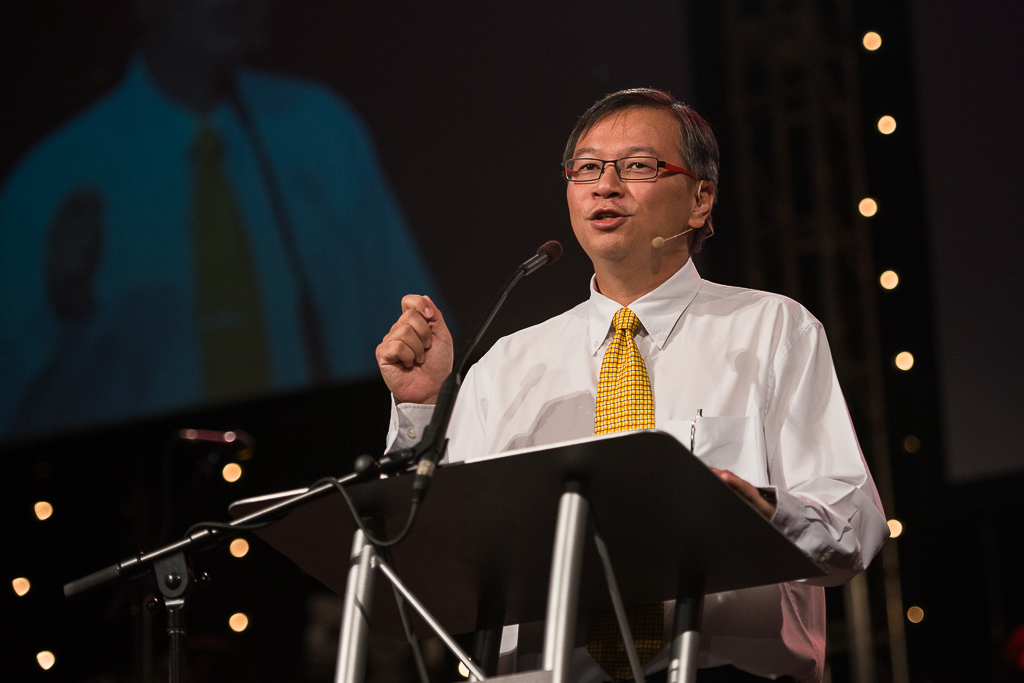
<box><xmin>375</xmin><ymin>294</ymin><xmax>453</xmax><ymax>405</ymax></box>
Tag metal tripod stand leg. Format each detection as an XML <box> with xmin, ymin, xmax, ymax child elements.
<box><xmin>542</xmin><ymin>483</ymin><xmax>589</xmax><ymax>683</ymax></box>
<box><xmin>335</xmin><ymin>529</ymin><xmax>377</xmax><ymax>683</ymax></box>
<box><xmin>667</xmin><ymin>573</ymin><xmax>704</xmax><ymax>683</ymax></box>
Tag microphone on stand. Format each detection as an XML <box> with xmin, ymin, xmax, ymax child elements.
<box><xmin>403</xmin><ymin>240</ymin><xmax>563</xmax><ymax>505</ymax></box>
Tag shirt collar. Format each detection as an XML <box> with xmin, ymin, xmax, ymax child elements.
<box><xmin>586</xmin><ymin>259</ymin><xmax>704</xmax><ymax>354</ymax></box>
<box><xmin>121</xmin><ymin>55</ymin><xmax>239</xmax><ymax>154</ymax></box>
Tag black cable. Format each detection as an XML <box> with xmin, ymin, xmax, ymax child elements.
<box><xmin>311</xmin><ymin>477</ymin><xmax>420</xmax><ymax>548</ymax></box>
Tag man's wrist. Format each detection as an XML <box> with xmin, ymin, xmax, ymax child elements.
<box><xmin>757</xmin><ymin>486</ymin><xmax>778</xmax><ymax>507</ymax></box>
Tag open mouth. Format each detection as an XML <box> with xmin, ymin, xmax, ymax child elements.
<box><xmin>589</xmin><ymin>208</ymin><xmax>629</xmax><ymax>228</ymax></box>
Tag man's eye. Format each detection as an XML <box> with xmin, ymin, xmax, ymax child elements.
<box><xmin>578</xmin><ymin>162</ymin><xmax>600</xmax><ymax>171</ymax></box>
<box><xmin>626</xmin><ymin>160</ymin><xmax>654</xmax><ymax>170</ymax></box>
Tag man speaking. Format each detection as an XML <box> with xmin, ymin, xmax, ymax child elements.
<box><xmin>376</xmin><ymin>89</ymin><xmax>888</xmax><ymax>683</ymax></box>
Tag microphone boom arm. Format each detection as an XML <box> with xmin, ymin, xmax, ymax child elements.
<box><xmin>408</xmin><ymin>241</ymin><xmax>562</xmax><ymax>502</ymax></box>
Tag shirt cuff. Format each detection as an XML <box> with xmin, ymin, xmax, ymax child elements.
<box><xmin>769</xmin><ymin>486</ymin><xmax>802</xmax><ymax>531</ymax></box>
<box><xmin>385</xmin><ymin>397</ymin><xmax>436</xmax><ymax>453</ymax></box>
<box><xmin>769</xmin><ymin>487</ymin><xmax>841</xmax><ymax>573</ymax></box>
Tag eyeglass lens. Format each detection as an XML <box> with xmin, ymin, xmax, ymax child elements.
<box><xmin>565</xmin><ymin>157</ymin><xmax>660</xmax><ymax>181</ymax></box>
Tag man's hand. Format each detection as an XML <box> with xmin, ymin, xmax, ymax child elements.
<box><xmin>710</xmin><ymin>467</ymin><xmax>777</xmax><ymax>520</ymax></box>
<box><xmin>375</xmin><ymin>294</ymin><xmax>453</xmax><ymax>405</ymax></box>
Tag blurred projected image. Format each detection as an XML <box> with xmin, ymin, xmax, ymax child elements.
<box><xmin>0</xmin><ymin>0</ymin><xmax>435</xmax><ymax>442</ymax></box>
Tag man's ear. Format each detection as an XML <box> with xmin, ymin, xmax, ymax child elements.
<box><xmin>687</xmin><ymin>180</ymin><xmax>717</xmax><ymax>228</ymax></box>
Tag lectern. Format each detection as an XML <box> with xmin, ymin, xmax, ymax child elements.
<box><xmin>230</xmin><ymin>429</ymin><xmax>825</xmax><ymax>683</ymax></box>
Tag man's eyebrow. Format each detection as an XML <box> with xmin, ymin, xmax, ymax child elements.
<box><xmin>572</xmin><ymin>145</ymin><xmax>662</xmax><ymax>157</ymax></box>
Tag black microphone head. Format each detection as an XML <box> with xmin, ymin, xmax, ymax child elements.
<box><xmin>537</xmin><ymin>240</ymin><xmax>563</xmax><ymax>264</ymax></box>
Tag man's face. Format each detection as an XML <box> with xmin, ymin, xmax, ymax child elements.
<box><xmin>566</xmin><ymin>107</ymin><xmax>698</xmax><ymax>273</ymax></box>
<box><xmin>144</xmin><ymin>0</ymin><xmax>270</xmax><ymax>67</ymax></box>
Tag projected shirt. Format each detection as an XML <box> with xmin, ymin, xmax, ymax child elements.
<box><xmin>0</xmin><ymin>58</ymin><xmax>436</xmax><ymax>441</ymax></box>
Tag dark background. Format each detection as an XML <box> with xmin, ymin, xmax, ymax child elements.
<box><xmin>2</xmin><ymin>0</ymin><xmax>1022</xmax><ymax>681</ymax></box>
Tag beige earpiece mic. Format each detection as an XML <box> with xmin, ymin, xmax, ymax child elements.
<box><xmin>651</xmin><ymin>227</ymin><xmax>695</xmax><ymax>249</ymax></box>
<box><xmin>653</xmin><ymin>181</ymin><xmax>707</xmax><ymax>249</ymax></box>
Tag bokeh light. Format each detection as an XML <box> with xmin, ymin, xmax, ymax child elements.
<box><xmin>229</xmin><ymin>613</ymin><xmax>249</xmax><ymax>632</ymax></box>
<box><xmin>859</xmin><ymin>198</ymin><xmax>878</xmax><ymax>217</ymax></box>
<box><xmin>34</xmin><ymin>502</ymin><xmax>53</xmax><ymax>521</ymax></box>
<box><xmin>895</xmin><ymin>352</ymin><xmax>915</xmax><ymax>371</ymax></box>
<box><xmin>888</xmin><ymin>519</ymin><xmax>904</xmax><ymax>538</ymax></box>
<box><xmin>904</xmin><ymin>435</ymin><xmax>921</xmax><ymax>453</ymax></box>
<box><xmin>880</xmin><ymin>270</ymin><xmax>899</xmax><ymax>290</ymax></box>
<box><xmin>458</xmin><ymin>662</ymin><xmax>470</xmax><ymax>678</ymax></box>
<box><xmin>36</xmin><ymin>651</ymin><xmax>55</xmax><ymax>670</ymax></box>
<box><xmin>222</xmin><ymin>463</ymin><xmax>242</xmax><ymax>483</ymax></box>
<box><xmin>12</xmin><ymin>577</ymin><xmax>31</xmax><ymax>596</ymax></box>
<box><xmin>907</xmin><ymin>606</ymin><xmax>924</xmax><ymax>623</ymax></box>
<box><xmin>229</xmin><ymin>538</ymin><xmax>250</xmax><ymax>558</ymax></box>
<box><xmin>863</xmin><ymin>32</ymin><xmax>882</xmax><ymax>51</ymax></box>
<box><xmin>878</xmin><ymin>115</ymin><xmax>897</xmax><ymax>134</ymax></box>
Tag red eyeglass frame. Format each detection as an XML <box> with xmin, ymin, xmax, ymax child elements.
<box><xmin>562</xmin><ymin>157</ymin><xmax>700</xmax><ymax>182</ymax></box>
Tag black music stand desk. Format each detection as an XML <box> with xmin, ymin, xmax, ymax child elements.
<box><xmin>231</xmin><ymin>429</ymin><xmax>825</xmax><ymax>683</ymax></box>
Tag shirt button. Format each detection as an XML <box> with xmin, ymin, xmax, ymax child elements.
<box><xmin>406</xmin><ymin>427</ymin><xmax>417</xmax><ymax>438</ymax></box>
<box><xmin>655</xmin><ymin>333</ymin><xmax>665</xmax><ymax>341</ymax></box>
<box><xmin>593</xmin><ymin>340</ymin><xmax>600</xmax><ymax>348</ymax></box>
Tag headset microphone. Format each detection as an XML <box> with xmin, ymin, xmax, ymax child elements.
<box><xmin>651</xmin><ymin>226</ymin><xmax>695</xmax><ymax>249</ymax></box>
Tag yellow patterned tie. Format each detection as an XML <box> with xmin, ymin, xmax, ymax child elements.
<box><xmin>594</xmin><ymin>308</ymin><xmax>655</xmax><ymax>434</ymax></box>
<box><xmin>588</xmin><ymin>307</ymin><xmax>662</xmax><ymax>681</ymax></box>
<box><xmin>192</xmin><ymin>125</ymin><xmax>272</xmax><ymax>402</ymax></box>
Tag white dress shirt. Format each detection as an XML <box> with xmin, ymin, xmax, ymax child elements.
<box><xmin>387</xmin><ymin>259</ymin><xmax>889</xmax><ymax>683</ymax></box>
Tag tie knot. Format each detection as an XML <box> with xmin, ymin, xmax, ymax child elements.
<box><xmin>193</xmin><ymin>125</ymin><xmax>224</xmax><ymax>162</ymax></box>
<box><xmin>611</xmin><ymin>307</ymin><xmax>641</xmax><ymax>336</ymax></box>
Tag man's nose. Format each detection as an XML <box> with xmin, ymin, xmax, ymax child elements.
<box><xmin>592</xmin><ymin>161</ymin><xmax>624</xmax><ymax>195</ymax></box>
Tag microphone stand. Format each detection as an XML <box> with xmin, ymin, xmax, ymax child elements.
<box><xmin>63</xmin><ymin>455</ymin><xmax>390</xmax><ymax>683</ymax></box>
<box><xmin>64</xmin><ymin>242</ymin><xmax>561</xmax><ymax>683</ymax></box>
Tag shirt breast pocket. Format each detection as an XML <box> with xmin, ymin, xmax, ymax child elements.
<box><xmin>659</xmin><ymin>415</ymin><xmax>769</xmax><ymax>487</ymax></box>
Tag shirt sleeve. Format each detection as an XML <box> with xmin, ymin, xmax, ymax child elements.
<box><xmin>385</xmin><ymin>399</ymin><xmax>436</xmax><ymax>453</ymax></box>
<box><xmin>383</xmin><ymin>350</ymin><xmax>495</xmax><ymax>464</ymax></box>
<box><xmin>764</xmin><ymin>321</ymin><xmax>890</xmax><ymax>587</ymax></box>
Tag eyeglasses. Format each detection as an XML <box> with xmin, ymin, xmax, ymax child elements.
<box><xmin>563</xmin><ymin>156</ymin><xmax>699</xmax><ymax>182</ymax></box>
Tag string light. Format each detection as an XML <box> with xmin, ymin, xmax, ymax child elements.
<box><xmin>37</xmin><ymin>651</ymin><xmax>55</xmax><ymax>670</ymax></box>
<box><xmin>895</xmin><ymin>352</ymin><xmax>915</xmax><ymax>371</ymax></box>
<box><xmin>34</xmin><ymin>502</ymin><xmax>53</xmax><ymax>521</ymax></box>
<box><xmin>229</xmin><ymin>613</ymin><xmax>249</xmax><ymax>632</ymax></box>
<box><xmin>222</xmin><ymin>463</ymin><xmax>242</xmax><ymax>483</ymax></box>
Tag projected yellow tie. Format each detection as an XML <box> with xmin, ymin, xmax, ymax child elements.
<box><xmin>192</xmin><ymin>125</ymin><xmax>272</xmax><ymax>402</ymax></box>
<box><xmin>589</xmin><ymin>307</ymin><xmax>661</xmax><ymax>681</ymax></box>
